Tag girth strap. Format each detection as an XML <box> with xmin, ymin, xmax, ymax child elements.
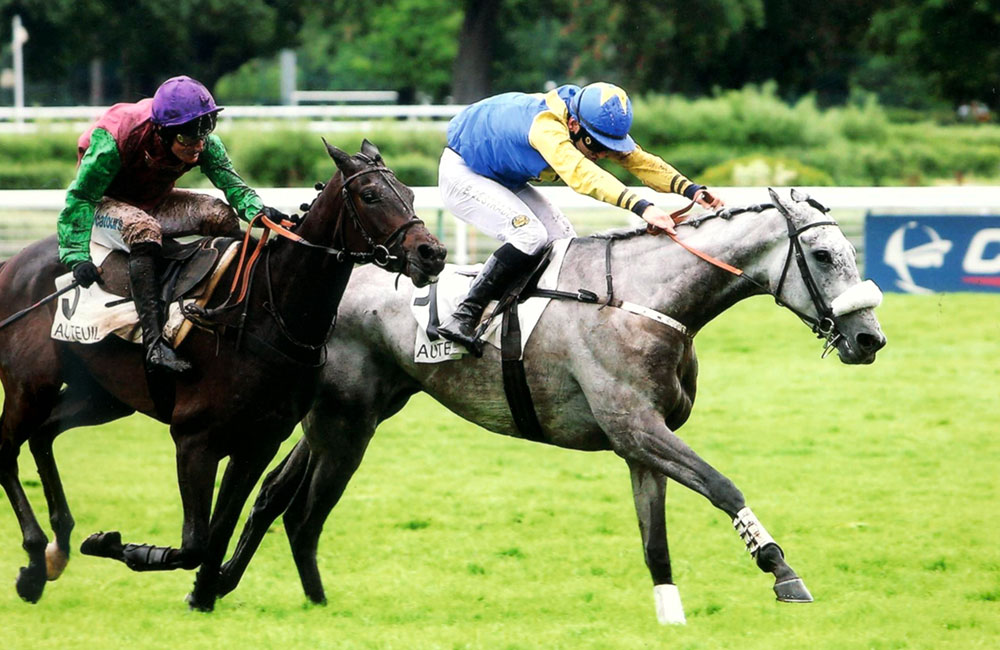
<box><xmin>500</xmin><ymin>301</ymin><xmax>546</xmax><ymax>443</ymax></box>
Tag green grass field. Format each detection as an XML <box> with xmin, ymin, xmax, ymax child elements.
<box><xmin>1</xmin><ymin>293</ymin><xmax>998</xmax><ymax>649</ymax></box>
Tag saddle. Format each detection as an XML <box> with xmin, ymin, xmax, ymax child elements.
<box><xmin>97</xmin><ymin>236</ymin><xmax>238</xmax><ymax>305</ymax></box>
<box><xmin>480</xmin><ymin>244</ymin><xmax>554</xmax><ymax>329</ymax></box>
<box><xmin>50</xmin><ymin>236</ymin><xmax>241</xmax><ymax>347</ymax></box>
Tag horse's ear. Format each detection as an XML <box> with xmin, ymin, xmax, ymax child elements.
<box><xmin>360</xmin><ymin>139</ymin><xmax>383</xmax><ymax>162</ymax></box>
<box><xmin>790</xmin><ymin>187</ymin><xmax>810</xmax><ymax>203</ymax></box>
<box><xmin>768</xmin><ymin>187</ymin><xmax>796</xmax><ymax>221</ymax></box>
<box><xmin>323</xmin><ymin>138</ymin><xmax>356</xmax><ymax>174</ymax></box>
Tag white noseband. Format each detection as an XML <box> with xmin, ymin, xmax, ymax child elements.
<box><xmin>831</xmin><ymin>279</ymin><xmax>883</xmax><ymax>317</ymax></box>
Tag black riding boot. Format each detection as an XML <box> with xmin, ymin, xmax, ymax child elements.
<box><xmin>438</xmin><ymin>244</ymin><xmax>534</xmax><ymax>358</ymax></box>
<box><xmin>129</xmin><ymin>242</ymin><xmax>191</xmax><ymax>374</ymax></box>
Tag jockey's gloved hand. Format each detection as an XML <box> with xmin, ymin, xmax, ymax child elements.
<box><xmin>697</xmin><ymin>188</ymin><xmax>724</xmax><ymax>209</ymax></box>
<box><xmin>72</xmin><ymin>260</ymin><xmax>102</xmax><ymax>288</ymax></box>
<box><xmin>261</xmin><ymin>206</ymin><xmax>296</xmax><ymax>225</ymax></box>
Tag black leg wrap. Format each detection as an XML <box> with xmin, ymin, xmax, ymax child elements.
<box><xmin>122</xmin><ymin>543</ymin><xmax>185</xmax><ymax>572</ymax></box>
<box><xmin>755</xmin><ymin>542</ymin><xmax>785</xmax><ymax>571</ymax></box>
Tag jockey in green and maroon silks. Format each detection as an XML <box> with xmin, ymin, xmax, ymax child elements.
<box><xmin>56</xmin><ymin>75</ymin><xmax>285</xmax><ymax>373</ymax></box>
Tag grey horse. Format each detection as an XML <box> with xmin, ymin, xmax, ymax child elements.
<box><xmin>217</xmin><ymin>189</ymin><xmax>887</xmax><ymax>623</ymax></box>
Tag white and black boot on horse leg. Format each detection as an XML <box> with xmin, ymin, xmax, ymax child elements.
<box><xmin>733</xmin><ymin>506</ymin><xmax>814</xmax><ymax>602</ymax></box>
<box><xmin>129</xmin><ymin>242</ymin><xmax>191</xmax><ymax>373</ymax></box>
<box><xmin>437</xmin><ymin>243</ymin><xmax>535</xmax><ymax>357</ymax></box>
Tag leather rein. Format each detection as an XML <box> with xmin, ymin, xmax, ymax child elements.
<box><xmin>186</xmin><ymin>160</ymin><xmax>423</xmax><ymax>360</ymax></box>
<box><xmin>665</xmin><ymin>192</ymin><xmax>843</xmax><ymax>350</ymax></box>
<box><xmin>565</xmin><ymin>192</ymin><xmax>841</xmax><ymax>350</ymax></box>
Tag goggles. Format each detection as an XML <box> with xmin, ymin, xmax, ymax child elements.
<box><xmin>571</xmin><ymin>125</ymin><xmax>609</xmax><ymax>154</ymax></box>
<box><xmin>170</xmin><ymin>112</ymin><xmax>218</xmax><ymax>146</ymax></box>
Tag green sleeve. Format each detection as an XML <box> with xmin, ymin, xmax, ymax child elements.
<box><xmin>57</xmin><ymin>128</ymin><xmax>121</xmax><ymax>267</ymax></box>
<box><xmin>200</xmin><ymin>135</ymin><xmax>264</xmax><ymax>222</ymax></box>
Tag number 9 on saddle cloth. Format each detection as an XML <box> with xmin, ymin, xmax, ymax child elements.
<box><xmin>50</xmin><ymin>237</ymin><xmax>241</xmax><ymax>347</ymax></box>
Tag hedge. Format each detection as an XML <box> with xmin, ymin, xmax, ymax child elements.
<box><xmin>2</xmin><ymin>86</ymin><xmax>998</xmax><ymax>190</ymax></box>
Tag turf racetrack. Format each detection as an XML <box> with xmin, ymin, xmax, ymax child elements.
<box><xmin>1</xmin><ymin>293</ymin><xmax>997</xmax><ymax>649</ymax></box>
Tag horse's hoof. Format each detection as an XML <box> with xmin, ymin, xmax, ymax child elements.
<box><xmin>46</xmin><ymin>541</ymin><xmax>69</xmax><ymax>581</ymax></box>
<box><xmin>185</xmin><ymin>591</ymin><xmax>216</xmax><ymax>612</ymax></box>
<box><xmin>80</xmin><ymin>531</ymin><xmax>123</xmax><ymax>558</ymax></box>
<box><xmin>16</xmin><ymin>565</ymin><xmax>46</xmax><ymax>603</ymax></box>
<box><xmin>774</xmin><ymin>577</ymin><xmax>813</xmax><ymax>603</ymax></box>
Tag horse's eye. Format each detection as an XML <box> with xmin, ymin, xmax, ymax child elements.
<box><xmin>812</xmin><ymin>250</ymin><xmax>833</xmax><ymax>264</ymax></box>
<box><xmin>361</xmin><ymin>190</ymin><xmax>381</xmax><ymax>203</ymax></box>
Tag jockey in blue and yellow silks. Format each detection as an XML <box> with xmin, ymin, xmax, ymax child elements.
<box><xmin>437</xmin><ymin>82</ymin><xmax>724</xmax><ymax>357</ymax></box>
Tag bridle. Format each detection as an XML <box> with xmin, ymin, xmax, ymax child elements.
<box><xmin>262</xmin><ymin>156</ymin><xmax>424</xmax><ymax>271</ymax></box>
<box><xmin>187</xmin><ymin>154</ymin><xmax>425</xmax><ymax>359</ymax></box>
<box><xmin>769</xmin><ymin>209</ymin><xmax>842</xmax><ymax>354</ymax></box>
<box><xmin>665</xmin><ymin>194</ymin><xmax>846</xmax><ymax>356</ymax></box>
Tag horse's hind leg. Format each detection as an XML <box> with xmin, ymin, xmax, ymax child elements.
<box><xmin>0</xmin><ymin>384</ymin><xmax>60</xmax><ymax>603</ymax></box>
<box><xmin>627</xmin><ymin>460</ymin><xmax>684</xmax><ymax>624</ymax></box>
<box><xmin>218</xmin><ymin>437</ymin><xmax>313</xmax><ymax>599</ymax></box>
<box><xmin>30</xmin><ymin>382</ymin><xmax>136</xmax><ymax>581</ymax></box>
<box><xmin>283</xmin><ymin>415</ymin><xmax>377</xmax><ymax>605</ymax></box>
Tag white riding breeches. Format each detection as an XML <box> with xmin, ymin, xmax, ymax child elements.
<box><xmin>438</xmin><ymin>148</ymin><xmax>577</xmax><ymax>256</ymax></box>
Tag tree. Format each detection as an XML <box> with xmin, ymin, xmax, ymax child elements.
<box><xmin>451</xmin><ymin>0</ymin><xmax>501</xmax><ymax>102</ymax></box>
<box><xmin>862</xmin><ymin>0</ymin><xmax>1000</xmax><ymax>109</ymax></box>
<box><xmin>0</xmin><ymin>0</ymin><xmax>301</xmax><ymax>103</ymax></box>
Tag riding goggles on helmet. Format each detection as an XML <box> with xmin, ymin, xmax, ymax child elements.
<box><xmin>171</xmin><ymin>112</ymin><xmax>218</xmax><ymax>145</ymax></box>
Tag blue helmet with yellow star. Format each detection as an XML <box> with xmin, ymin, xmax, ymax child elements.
<box><xmin>569</xmin><ymin>82</ymin><xmax>635</xmax><ymax>153</ymax></box>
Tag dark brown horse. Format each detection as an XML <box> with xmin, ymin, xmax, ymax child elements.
<box><xmin>0</xmin><ymin>140</ymin><xmax>446</xmax><ymax>610</ymax></box>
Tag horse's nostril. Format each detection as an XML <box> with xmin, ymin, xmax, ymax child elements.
<box><xmin>857</xmin><ymin>332</ymin><xmax>886</xmax><ymax>353</ymax></box>
<box><xmin>418</xmin><ymin>244</ymin><xmax>434</xmax><ymax>260</ymax></box>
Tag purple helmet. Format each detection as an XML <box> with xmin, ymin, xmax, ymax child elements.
<box><xmin>151</xmin><ymin>75</ymin><xmax>223</xmax><ymax>136</ymax></box>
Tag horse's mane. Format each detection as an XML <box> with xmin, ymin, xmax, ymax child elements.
<box><xmin>588</xmin><ymin>203</ymin><xmax>774</xmax><ymax>241</ymax></box>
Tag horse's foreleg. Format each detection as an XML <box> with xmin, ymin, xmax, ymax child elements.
<box><xmin>607</xmin><ymin>408</ymin><xmax>812</xmax><ymax>603</ymax></box>
<box><xmin>217</xmin><ymin>438</ymin><xmax>313</xmax><ymax>599</ymax></box>
<box><xmin>187</xmin><ymin>442</ymin><xmax>282</xmax><ymax>611</ymax></box>
<box><xmin>31</xmin><ymin>383</ymin><xmax>136</xmax><ymax>581</ymax></box>
<box><xmin>627</xmin><ymin>460</ymin><xmax>684</xmax><ymax>624</ymax></box>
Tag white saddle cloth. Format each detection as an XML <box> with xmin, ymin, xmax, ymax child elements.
<box><xmin>410</xmin><ymin>238</ymin><xmax>570</xmax><ymax>363</ymax></box>
<box><xmin>49</xmin><ymin>240</ymin><xmax>240</xmax><ymax>346</ymax></box>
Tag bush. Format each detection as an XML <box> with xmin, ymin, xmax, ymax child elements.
<box><xmin>0</xmin><ymin>132</ymin><xmax>77</xmax><ymax>162</ymax></box>
<box><xmin>0</xmin><ymin>160</ymin><xmax>76</xmax><ymax>189</ymax></box>
<box><xmin>3</xmin><ymin>85</ymin><xmax>1000</xmax><ymax>190</ymax></box>
<box><xmin>700</xmin><ymin>155</ymin><xmax>835</xmax><ymax>187</ymax></box>
<box><xmin>227</xmin><ymin>130</ymin><xmax>324</xmax><ymax>186</ymax></box>
<box><xmin>381</xmin><ymin>152</ymin><xmax>439</xmax><ymax>186</ymax></box>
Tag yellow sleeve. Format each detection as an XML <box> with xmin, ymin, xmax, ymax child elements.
<box><xmin>528</xmin><ymin>108</ymin><xmax>646</xmax><ymax>212</ymax></box>
<box><xmin>612</xmin><ymin>145</ymin><xmax>696</xmax><ymax>197</ymax></box>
